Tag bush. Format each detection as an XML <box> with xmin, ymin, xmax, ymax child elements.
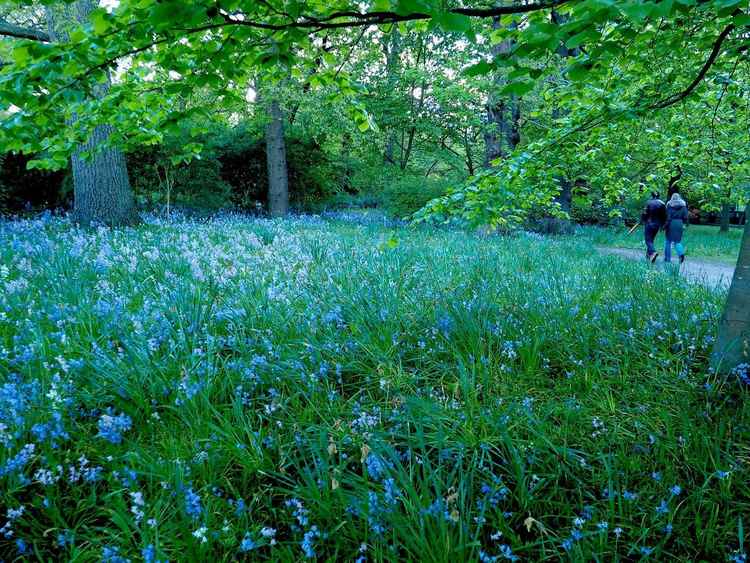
<box><xmin>344</xmin><ymin>163</ymin><xmax>453</xmax><ymax>218</ymax></box>
<box><xmin>127</xmin><ymin>142</ymin><xmax>234</xmax><ymax>212</ymax></box>
<box><xmin>0</xmin><ymin>152</ymin><xmax>67</xmax><ymax>212</ymax></box>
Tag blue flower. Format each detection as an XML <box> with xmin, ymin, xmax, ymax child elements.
<box><xmin>365</xmin><ymin>453</ymin><xmax>389</xmax><ymax>481</ymax></box>
<box><xmin>498</xmin><ymin>544</ymin><xmax>519</xmax><ymax>561</ymax></box>
<box><xmin>383</xmin><ymin>478</ymin><xmax>400</xmax><ymax>507</ymax></box>
<box><xmin>233</xmin><ymin>498</ymin><xmax>247</xmax><ymax>516</ymax></box>
<box><xmin>97</xmin><ymin>411</ymin><xmax>132</xmax><ymax>444</ymax></box>
<box><xmin>285</xmin><ymin>498</ymin><xmax>309</xmax><ymax>528</ymax></box>
<box><xmin>16</xmin><ymin>538</ymin><xmax>30</xmax><ymax>555</ymax></box>
<box><xmin>184</xmin><ymin>487</ymin><xmax>203</xmax><ymax>520</ymax></box>
<box><xmin>0</xmin><ymin>443</ymin><xmax>35</xmax><ymax>477</ymax></box>
<box><xmin>670</xmin><ymin>485</ymin><xmax>682</xmax><ymax>496</ymax></box>
<box><xmin>301</xmin><ymin>526</ymin><xmax>320</xmax><ymax>558</ymax></box>
<box><xmin>102</xmin><ymin>546</ymin><xmax>131</xmax><ymax>563</ymax></box>
<box><xmin>240</xmin><ymin>533</ymin><xmax>256</xmax><ymax>552</ymax></box>
<box><xmin>141</xmin><ymin>544</ymin><xmax>156</xmax><ymax>563</ymax></box>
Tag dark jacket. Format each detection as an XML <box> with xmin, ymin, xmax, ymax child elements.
<box><xmin>665</xmin><ymin>201</ymin><xmax>688</xmax><ymax>242</ymax></box>
<box><xmin>642</xmin><ymin>198</ymin><xmax>667</xmax><ymax>226</ymax></box>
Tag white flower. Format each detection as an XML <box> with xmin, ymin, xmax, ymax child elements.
<box><xmin>193</xmin><ymin>526</ymin><xmax>208</xmax><ymax>543</ymax></box>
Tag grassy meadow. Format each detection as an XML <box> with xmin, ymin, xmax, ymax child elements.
<box><xmin>0</xmin><ymin>213</ymin><xmax>748</xmax><ymax>561</ymax></box>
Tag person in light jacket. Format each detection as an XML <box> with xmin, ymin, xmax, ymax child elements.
<box><xmin>664</xmin><ymin>192</ymin><xmax>689</xmax><ymax>263</ymax></box>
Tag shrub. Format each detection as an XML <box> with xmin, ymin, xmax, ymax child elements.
<box><xmin>345</xmin><ymin>163</ymin><xmax>453</xmax><ymax>218</ymax></box>
<box><xmin>127</xmin><ymin>143</ymin><xmax>233</xmax><ymax>212</ymax></box>
<box><xmin>0</xmin><ymin>152</ymin><xmax>67</xmax><ymax>212</ymax></box>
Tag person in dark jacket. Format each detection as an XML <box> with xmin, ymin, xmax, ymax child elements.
<box><xmin>641</xmin><ymin>191</ymin><xmax>667</xmax><ymax>262</ymax></box>
<box><xmin>664</xmin><ymin>192</ymin><xmax>688</xmax><ymax>263</ymax></box>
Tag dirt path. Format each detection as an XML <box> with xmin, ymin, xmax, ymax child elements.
<box><xmin>598</xmin><ymin>247</ymin><xmax>734</xmax><ymax>289</ymax></box>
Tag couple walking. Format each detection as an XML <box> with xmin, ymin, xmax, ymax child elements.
<box><xmin>642</xmin><ymin>192</ymin><xmax>689</xmax><ymax>264</ymax></box>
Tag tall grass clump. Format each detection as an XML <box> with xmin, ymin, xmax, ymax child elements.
<box><xmin>0</xmin><ymin>214</ymin><xmax>747</xmax><ymax>561</ymax></box>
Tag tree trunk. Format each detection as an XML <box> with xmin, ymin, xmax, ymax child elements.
<box><xmin>543</xmin><ymin>10</ymin><xmax>578</xmax><ymax>234</ymax></box>
<box><xmin>46</xmin><ymin>0</ymin><xmax>137</xmax><ymax>226</ymax></box>
<box><xmin>483</xmin><ymin>18</ymin><xmax>519</xmax><ymax>167</ymax></box>
<box><xmin>712</xmin><ymin>218</ymin><xmax>750</xmax><ymax>371</ymax></box>
<box><xmin>720</xmin><ymin>201</ymin><xmax>731</xmax><ymax>233</ymax></box>
<box><xmin>71</xmin><ymin>125</ymin><xmax>138</xmax><ymax>226</ymax></box>
<box><xmin>667</xmin><ymin>166</ymin><xmax>683</xmax><ymax>200</ymax></box>
<box><xmin>265</xmin><ymin>99</ymin><xmax>289</xmax><ymax>217</ymax></box>
<box><xmin>383</xmin><ymin>28</ymin><xmax>401</xmax><ymax>165</ymax></box>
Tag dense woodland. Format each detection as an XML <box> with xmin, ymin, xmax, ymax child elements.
<box><xmin>0</xmin><ymin>0</ymin><xmax>750</xmax><ymax>561</ymax></box>
<box><xmin>1</xmin><ymin>1</ymin><xmax>748</xmax><ymax>226</ymax></box>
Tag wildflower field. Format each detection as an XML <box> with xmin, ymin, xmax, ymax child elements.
<box><xmin>0</xmin><ymin>213</ymin><xmax>748</xmax><ymax>562</ymax></box>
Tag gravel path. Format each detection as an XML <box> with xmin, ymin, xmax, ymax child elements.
<box><xmin>598</xmin><ymin>247</ymin><xmax>735</xmax><ymax>289</ymax></box>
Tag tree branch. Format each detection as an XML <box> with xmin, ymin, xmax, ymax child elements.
<box><xmin>649</xmin><ymin>22</ymin><xmax>735</xmax><ymax>109</ymax></box>
<box><xmin>223</xmin><ymin>0</ymin><xmax>569</xmax><ymax>32</ymax></box>
<box><xmin>0</xmin><ymin>18</ymin><xmax>50</xmax><ymax>42</ymax></box>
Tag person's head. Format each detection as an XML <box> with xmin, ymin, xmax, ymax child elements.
<box><xmin>651</xmin><ymin>191</ymin><xmax>660</xmax><ymax>199</ymax></box>
<box><xmin>669</xmin><ymin>192</ymin><xmax>686</xmax><ymax>206</ymax></box>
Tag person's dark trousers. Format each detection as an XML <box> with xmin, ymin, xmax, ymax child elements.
<box><xmin>644</xmin><ymin>222</ymin><xmax>660</xmax><ymax>257</ymax></box>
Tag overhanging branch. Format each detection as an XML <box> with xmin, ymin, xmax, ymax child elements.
<box><xmin>0</xmin><ymin>18</ymin><xmax>50</xmax><ymax>42</ymax></box>
<box><xmin>223</xmin><ymin>0</ymin><xmax>569</xmax><ymax>31</ymax></box>
<box><xmin>649</xmin><ymin>22</ymin><xmax>735</xmax><ymax>109</ymax></box>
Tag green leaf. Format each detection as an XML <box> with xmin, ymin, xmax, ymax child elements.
<box><xmin>566</xmin><ymin>28</ymin><xmax>600</xmax><ymax>49</ymax></box>
<box><xmin>434</xmin><ymin>12</ymin><xmax>472</xmax><ymax>33</ymax></box>
<box><xmin>651</xmin><ymin>0</ymin><xmax>674</xmax><ymax>17</ymax></box>
<box><xmin>462</xmin><ymin>61</ymin><xmax>494</xmax><ymax>77</ymax></box>
<box><xmin>394</xmin><ymin>0</ymin><xmax>435</xmax><ymax>16</ymax></box>
<box><xmin>12</xmin><ymin>45</ymin><xmax>31</xmax><ymax>66</ymax></box>
<box><xmin>500</xmin><ymin>80</ymin><xmax>535</xmax><ymax>96</ymax></box>
<box><xmin>566</xmin><ymin>62</ymin><xmax>591</xmax><ymax>81</ymax></box>
<box><xmin>90</xmin><ymin>8</ymin><xmax>112</xmax><ymax>34</ymax></box>
<box><xmin>619</xmin><ymin>2</ymin><xmax>653</xmax><ymax>23</ymax></box>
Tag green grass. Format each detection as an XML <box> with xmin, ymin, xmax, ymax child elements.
<box><xmin>0</xmin><ymin>213</ymin><xmax>748</xmax><ymax>561</ymax></box>
<box><xmin>578</xmin><ymin>224</ymin><xmax>744</xmax><ymax>264</ymax></box>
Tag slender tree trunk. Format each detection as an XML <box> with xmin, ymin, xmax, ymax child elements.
<box><xmin>667</xmin><ymin>166</ymin><xmax>683</xmax><ymax>199</ymax></box>
<box><xmin>720</xmin><ymin>201</ymin><xmax>731</xmax><ymax>233</ymax></box>
<box><xmin>46</xmin><ymin>0</ymin><xmax>138</xmax><ymax>226</ymax></box>
<box><xmin>712</xmin><ymin>218</ymin><xmax>750</xmax><ymax>370</ymax></box>
<box><xmin>383</xmin><ymin>28</ymin><xmax>401</xmax><ymax>165</ymax></box>
<box><xmin>464</xmin><ymin>130</ymin><xmax>476</xmax><ymax>176</ymax></box>
<box><xmin>265</xmin><ymin>99</ymin><xmax>289</xmax><ymax>217</ymax></box>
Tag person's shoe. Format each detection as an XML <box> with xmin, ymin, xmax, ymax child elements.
<box><xmin>679</xmin><ymin>254</ymin><xmax>685</xmax><ymax>264</ymax></box>
<box><xmin>650</xmin><ymin>252</ymin><xmax>659</xmax><ymax>264</ymax></box>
